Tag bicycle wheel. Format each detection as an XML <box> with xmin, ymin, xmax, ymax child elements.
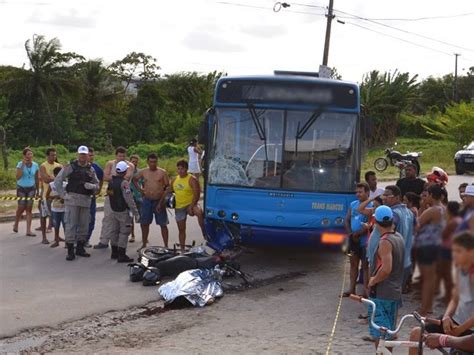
<box><xmin>374</xmin><ymin>158</ymin><xmax>388</xmax><ymax>172</ymax></box>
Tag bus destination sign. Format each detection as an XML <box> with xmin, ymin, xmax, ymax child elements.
<box><xmin>217</xmin><ymin>80</ymin><xmax>358</xmax><ymax>109</ymax></box>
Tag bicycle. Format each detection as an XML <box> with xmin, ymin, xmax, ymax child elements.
<box><xmin>349</xmin><ymin>294</ymin><xmax>449</xmax><ymax>355</ymax></box>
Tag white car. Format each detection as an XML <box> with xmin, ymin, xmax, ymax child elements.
<box><xmin>454</xmin><ymin>141</ymin><xmax>474</xmax><ymax>175</ymax></box>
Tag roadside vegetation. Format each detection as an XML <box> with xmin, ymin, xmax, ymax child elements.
<box><xmin>0</xmin><ymin>35</ymin><xmax>473</xmax><ymax>188</ymax></box>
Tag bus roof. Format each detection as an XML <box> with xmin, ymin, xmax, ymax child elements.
<box><xmin>216</xmin><ymin>74</ymin><xmax>358</xmax><ymax>88</ymax></box>
<box><xmin>214</xmin><ymin>74</ymin><xmax>359</xmax><ymax>110</ymax></box>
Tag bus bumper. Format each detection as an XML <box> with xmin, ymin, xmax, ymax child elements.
<box><xmin>204</xmin><ymin>218</ymin><xmax>346</xmax><ymax>251</ymax></box>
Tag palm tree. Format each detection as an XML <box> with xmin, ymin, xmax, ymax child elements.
<box><xmin>4</xmin><ymin>35</ymin><xmax>83</xmax><ymax>144</ymax></box>
<box><xmin>360</xmin><ymin>70</ymin><xmax>418</xmax><ymax>145</ymax></box>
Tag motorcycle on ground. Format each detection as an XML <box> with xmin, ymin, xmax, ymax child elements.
<box><xmin>374</xmin><ymin>143</ymin><xmax>422</xmax><ymax>178</ymax></box>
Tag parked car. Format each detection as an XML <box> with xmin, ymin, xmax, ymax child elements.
<box><xmin>454</xmin><ymin>141</ymin><xmax>474</xmax><ymax>175</ymax></box>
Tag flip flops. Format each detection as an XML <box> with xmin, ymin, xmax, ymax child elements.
<box><xmin>26</xmin><ymin>233</ymin><xmax>37</xmax><ymax>237</ymax></box>
<box><xmin>41</xmin><ymin>239</ymin><xmax>50</xmax><ymax>245</ymax></box>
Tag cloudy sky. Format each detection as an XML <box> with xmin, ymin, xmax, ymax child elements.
<box><xmin>1</xmin><ymin>0</ymin><xmax>473</xmax><ymax>82</ymax></box>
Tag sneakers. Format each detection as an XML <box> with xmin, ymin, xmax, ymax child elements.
<box><xmin>93</xmin><ymin>242</ymin><xmax>109</xmax><ymax>249</ymax></box>
<box><xmin>84</xmin><ymin>242</ymin><xmax>92</xmax><ymax>248</ymax></box>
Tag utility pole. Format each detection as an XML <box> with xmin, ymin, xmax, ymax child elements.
<box><xmin>322</xmin><ymin>0</ymin><xmax>335</xmax><ymax>66</ymax></box>
<box><xmin>454</xmin><ymin>53</ymin><xmax>460</xmax><ymax>102</ymax></box>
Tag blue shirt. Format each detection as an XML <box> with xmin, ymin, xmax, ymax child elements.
<box><xmin>391</xmin><ymin>203</ymin><xmax>415</xmax><ymax>269</ymax></box>
<box><xmin>91</xmin><ymin>163</ymin><xmax>104</xmax><ymax>182</ymax></box>
<box><xmin>16</xmin><ymin>161</ymin><xmax>39</xmax><ymax>188</ymax></box>
<box><xmin>350</xmin><ymin>200</ymin><xmax>371</xmax><ymax>246</ymax></box>
<box><xmin>368</xmin><ymin>228</ymin><xmax>381</xmax><ymax>267</ymax></box>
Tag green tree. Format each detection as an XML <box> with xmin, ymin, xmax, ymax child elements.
<box><xmin>423</xmin><ymin>102</ymin><xmax>474</xmax><ymax>146</ymax></box>
<box><xmin>360</xmin><ymin>70</ymin><xmax>418</xmax><ymax>146</ymax></box>
<box><xmin>2</xmin><ymin>35</ymin><xmax>83</xmax><ymax>144</ymax></box>
<box><xmin>109</xmin><ymin>52</ymin><xmax>161</xmax><ymax>93</ymax></box>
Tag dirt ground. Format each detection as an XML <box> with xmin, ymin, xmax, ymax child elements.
<box><xmin>0</xmin><ymin>249</ymin><xmax>444</xmax><ymax>355</ymax></box>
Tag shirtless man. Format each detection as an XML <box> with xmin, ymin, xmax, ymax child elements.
<box><xmin>133</xmin><ymin>152</ymin><xmax>169</xmax><ymax>249</ymax></box>
<box><xmin>94</xmin><ymin>146</ymin><xmax>133</xmax><ymax>249</ymax></box>
<box><xmin>103</xmin><ymin>146</ymin><xmax>133</xmax><ymax>182</ymax></box>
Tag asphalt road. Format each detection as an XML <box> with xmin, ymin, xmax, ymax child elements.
<box><xmin>0</xmin><ymin>175</ymin><xmax>472</xmax><ymax>353</ymax></box>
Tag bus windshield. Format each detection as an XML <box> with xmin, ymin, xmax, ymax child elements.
<box><xmin>208</xmin><ymin>107</ymin><xmax>359</xmax><ymax>193</ymax></box>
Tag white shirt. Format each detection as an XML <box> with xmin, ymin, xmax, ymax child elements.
<box><xmin>187</xmin><ymin>146</ymin><xmax>199</xmax><ymax>164</ymax></box>
<box><xmin>49</xmin><ymin>181</ymin><xmax>67</xmax><ymax>212</ymax></box>
<box><xmin>369</xmin><ymin>187</ymin><xmax>384</xmax><ymax>199</ymax></box>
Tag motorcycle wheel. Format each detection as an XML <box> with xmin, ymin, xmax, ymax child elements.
<box><xmin>374</xmin><ymin>158</ymin><xmax>389</xmax><ymax>172</ymax></box>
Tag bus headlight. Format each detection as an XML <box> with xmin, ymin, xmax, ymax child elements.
<box><xmin>321</xmin><ymin>218</ymin><xmax>330</xmax><ymax>226</ymax></box>
<box><xmin>231</xmin><ymin>213</ymin><xmax>239</xmax><ymax>221</ymax></box>
<box><xmin>334</xmin><ymin>217</ymin><xmax>344</xmax><ymax>225</ymax></box>
<box><xmin>218</xmin><ymin>210</ymin><xmax>226</xmax><ymax>218</ymax></box>
<box><xmin>206</xmin><ymin>209</ymin><xmax>214</xmax><ymax>216</ymax></box>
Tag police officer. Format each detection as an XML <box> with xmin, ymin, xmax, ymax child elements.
<box><xmin>54</xmin><ymin>146</ymin><xmax>100</xmax><ymax>261</ymax></box>
<box><xmin>103</xmin><ymin>161</ymin><xmax>140</xmax><ymax>263</ymax></box>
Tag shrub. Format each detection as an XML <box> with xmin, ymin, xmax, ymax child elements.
<box><xmin>128</xmin><ymin>142</ymin><xmax>186</xmax><ymax>159</ymax></box>
<box><xmin>0</xmin><ymin>169</ymin><xmax>16</xmax><ymax>189</ymax></box>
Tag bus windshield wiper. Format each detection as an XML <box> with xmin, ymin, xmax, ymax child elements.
<box><xmin>246</xmin><ymin>103</ymin><xmax>269</xmax><ymax>162</ymax></box>
<box><xmin>295</xmin><ymin>109</ymin><xmax>322</xmax><ymax>156</ymax></box>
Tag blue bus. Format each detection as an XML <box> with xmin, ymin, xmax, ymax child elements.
<box><xmin>201</xmin><ymin>73</ymin><xmax>363</xmax><ymax>251</ymax></box>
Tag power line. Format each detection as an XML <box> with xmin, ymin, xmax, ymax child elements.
<box><xmin>216</xmin><ymin>1</ymin><xmax>326</xmax><ymax>16</ymax></box>
<box><xmin>333</xmin><ymin>8</ymin><xmax>474</xmax><ymax>53</ymax></box>
<box><xmin>349</xmin><ymin>13</ymin><xmax>474</xmax><ymax>22</ymax></box>
<box><xmin>287</xmin><ymin>2</ymin><xmax>474</xmax><ymax>22</ymax></box>
<box><xmin>343</xmin><ymin>20</ymin><xmax>453</xmax><ymax>57</ymax></box>
<box><xmin>215</xmin><ymin>0</ymin><xmax>474</xmax><ymax>63</ymax></box>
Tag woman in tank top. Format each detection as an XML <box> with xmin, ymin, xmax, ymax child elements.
<box><xmin>415</xmin><ymin>184</ymin><xmax>446</xmax><ymax>315</ymax></box>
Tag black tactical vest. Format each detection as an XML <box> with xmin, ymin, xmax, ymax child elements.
<box><xmin>66</xmin><ymin>160</ymin><xmax>94</xmax><ymax>196</ymax></box>
<box><xmin>108</xmin><ymin>176</ymin><xmax>127</xmax><ymax>212</ymax></box>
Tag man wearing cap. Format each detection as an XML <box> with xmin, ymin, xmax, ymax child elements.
<box><xmin>367</xmin><ymin>206</ymin><xmax>405</xmax><ymax>349</ymax></box>
<box><xmin>94</xmin><ymin>146</ymin><xmax>133</xmax><ymax>249</ymax></box>
<box><xmin>396</xmin><ymin>163</ymin><xmax>425</xmax><ymax>197</ymax></box>
<box><xmin>54</xmin><ymin>146</ymin><xmax>100</xmax><ymax>261</ymax></box>
<box><xmin>101</xmin><ymin>161</ymin><xmax>140</xmax><ymax>262</ymax></box>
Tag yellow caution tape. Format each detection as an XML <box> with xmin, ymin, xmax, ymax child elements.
<box><xmin>0</xmin><ymin>196</ymin><xmax>41</xmax><ymax>201</ymax></box>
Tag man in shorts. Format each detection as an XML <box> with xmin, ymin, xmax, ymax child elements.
<box><xmin>39</xmin><ymin>148</ymin><xmax>62</xmax><ymax>243</ymax></box>
<box><xmin>367</xmin><ymin>206</ymin><xmax>405</xmax><ymax>348</ymax></box>
<box><xmin>344</xmin><ymin>182</ymin><xmax>371</xmax><ymax>297</ymax></box>
<box><xmin>169</xmin><ymin>159</ymin><xmax>206</xmax><ymax>251</ymax></box>
<box><xmin>133</xmin><ymin>153</ymin><xmax>169</xmax><ymax>249</ymax></box>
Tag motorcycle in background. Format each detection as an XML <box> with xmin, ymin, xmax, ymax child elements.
<box><xmin>374</xmin><ymin>143</ymin><xmax>422</xmax><ymax>178</ymax></box>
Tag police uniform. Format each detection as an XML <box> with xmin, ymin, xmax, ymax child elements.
<box><xmin>95</xmin><ymin>160</ymin><xmax>132</xmax><ymax>249</ymax></box>
<box><xmin>102</xmin><ymin>165</ymin><xmax>139</xmax><ymax>262</ymax></box>
<box><xmin>54</xmin><ymin>146</ymin><xmax>99</xmax><ymax>260</ymax></box>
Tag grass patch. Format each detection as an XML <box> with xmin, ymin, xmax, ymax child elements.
<box><xmin>362</xmin><ymin>138</ymin><xmax>459</xmax><ymax>179</ymax></box>
<box><xmin>0</xmin><ymin>150</ymin><xmax>187</xmax><ymax>191</ymax></box>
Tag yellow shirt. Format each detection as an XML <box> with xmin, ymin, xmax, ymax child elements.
<box><xmin>173</xmin><ymin>174</ymin><xmax>194</xmax><ymax>209</ymax></box>
<box><xmin>40</xmin><ymin>161</ymin><xmax>62</xmax><ymax>197</ymax></box>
